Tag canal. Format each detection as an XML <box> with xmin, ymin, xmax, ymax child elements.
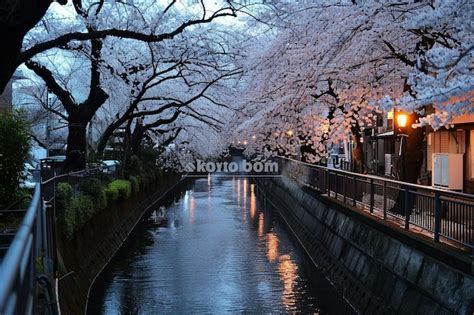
<box><xmin>87</xmin><ymin>176</ymin><xmax>355</xmax><ymax>314</ymax></box>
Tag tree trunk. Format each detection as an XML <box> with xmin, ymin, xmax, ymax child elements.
<box><xmin>64</xmin><ymin>120</ymin><xmax>88</xmax><ymax>172</ymax></box>
<box><xmin>130</xmin><ymin>124</ymin><xmax>145</xmax><ymax>156</ymax></box>
<box><xmin>351</xmin><ymin>132</ymin><xmax>365</xmax><ymax>173</ymax></box>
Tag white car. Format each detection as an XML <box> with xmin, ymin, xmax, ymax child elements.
<box><xmin>101</xmin><ymin>160</ymin><xmax>120</xmax><ymax>174</ymax></box>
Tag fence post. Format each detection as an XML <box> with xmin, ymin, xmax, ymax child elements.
<box><xmin>434</xmin><ymin>191</ymin><xmax>441</xmax><ymax>242</ymax></box>
<box><xmin>343</xmin><ymin>175</ymin><xmax>346</xmax><ymax>203</ymax></box>
<box><xmin>326</xmin><ymin>169</ymin><xmax>330</xmax><ymax>196</ymax></box>
<box><xmin>370</xmin><ymin>178</ymin><xmax>374</xmax><ymax>213</ymax></box>
<box><xmin>404</xmin><ymin>186</ymin><xmax>410</xmax><ymax>229</ymax></box>
<box><xmin>335</xmin><ymin>173</ymin><xmax>338</xmax><ymax>199</ymax></box>
<box><xmin>383</xmin><ymin>181</ymin><xmax>387</xmax><ymax>220</ymax></box>
<box><xmin>352</xmin><ymin>176</ymin><xmax>357</xmax><ymax>207</ymax></box>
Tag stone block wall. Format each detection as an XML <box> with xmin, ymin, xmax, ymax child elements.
<box><xmin>256</xmin><ymin>176</ymin><xmax>474</xmax><ymax>314</ymax></box>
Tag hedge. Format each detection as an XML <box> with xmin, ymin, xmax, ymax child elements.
<box><xmin>63</xmin><ymin>195</ymin><xmax>94</xmax><ymax>239</ymax></box>
<box><xmin>105</xmin><ymin>179</ymin><xmax>131</xmax><ymax>201</ymax></box>
<box><xmin>80</xmin><ymin>178</ymin><xmax>107</xmax><ymax>210</ymax></box>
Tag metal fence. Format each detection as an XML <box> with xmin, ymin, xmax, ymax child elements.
<box><xmin>0</xmin><ymin>164</ymin><xmax>117</xmax><ymax>314</ymax></box>
<box><xmin>0</xmin><ymin>185</ymin><xmax>56</xmax><ymax>315</ymax></box>
<box><xmin>278</xmin><ymin>157</ymin><xmax>474</xmax><ymax>251</ymax></box>
<box><xmin>41</xmin><ymin>165</ymin><xmax>118</xmax><ymax>203</ymax></box>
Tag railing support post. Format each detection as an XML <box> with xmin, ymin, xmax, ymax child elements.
<box><xmin>352</xmin><ymin>176</ymin><xmax>357</xmax><ymax>207</ymax></box>
<box><xmin>343</xmin><ymin>175</ymin><xmax>346</xmax><ymax>203</ymax></box>
<box><xmin>434</xmin><ymin>191</ymin><xmax>441</xmax><ymax>242</ymax></box>
<box><xmin>404</xmin><ymin>186</ymin><xmax>410</xmax><ymax>229</ymax></box>
<box><xmin>370</xmin><ymin>178</ymin><xmax>374</xmax><ymax>214</ymax></box>
<box><xmin>335</xmin><ymin>173</ymin><xmax>338</xmax><ymax>199</ymax></box>
<box><xmin>383</xmin><ymin>181</ymin><xmax>387</xmax><ymax>220</ymax></box>
<box><xmin>326</xmin><ymin>169</ymin><xmax>330</xmax><ymax>196</ymax></box>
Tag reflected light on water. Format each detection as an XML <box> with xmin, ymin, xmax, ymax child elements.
<box><xmin>278</xmin><ymin>254</ymin><xmax>299</xmax><ymax>311</ymax></box>
<box><xmin>189</xmin><ymin>191</ymin><xmax>195</xmax><ymax>224</ymax></box>
<box><xmin>249</xmin><ymin>185</ymin><xmax>257</xmax><ymax>219</ymax></box>
<box><xmin>237</xmin><ymin>178</ymin><xmax>241</xmax><ymax>208</ymax></box>
<box><xmin>258</xmin><ymin>213</ymin><xmax>264</xmax><ymax>238</ymax></box>
<box><xmin>266</xmin><ymin>233</ymin><xmax>279</xmax><ymax>262</ymax></box>
<box><xmin>243</xmin><ymin>178</ymin><xmax>247</xmax><ymax>208</ymax></box>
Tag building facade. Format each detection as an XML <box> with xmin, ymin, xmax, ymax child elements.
<box><xmin>363</xmin><ymin>109</ymin><xmax>474</xmax><ymax>194</ymax></box>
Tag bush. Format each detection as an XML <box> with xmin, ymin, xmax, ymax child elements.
<box><xmin>129</xmin><ymin>176</ymin><xmax>140</xmax><ymax>193</ymax></box>
<box><xmin>63</xmin><ymin>195</ymin><xmax>94</xmax><ymax>239</ymax></box>
<box><xmin>56</xmin><ymin>182</ymin><xmax>73</xmax><ymax>211</ymax></box>
<box><xmin>104</xmin><ymin>185</ymin><xmax>119</xmax><ymax>203</ymax></box>
<box><xmin>0</xmin><ymin>111</ymin><xmax>30</xmax><ymax>206</ymax></box>
<box><xmin>80</xmin><ymin>178</ymin><xmax>107</xmax><ymax>210</ymax></box>
<box><xmin>106</xmin><ymin>179</ymin><xmax>131</xmax><ymax>200</ymax></box>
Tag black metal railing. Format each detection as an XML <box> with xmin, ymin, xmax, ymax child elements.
<box><xmin>277</xmin><ymin>157</ymin><xmax>474</xmax><ymax>251</ymax></box>
<box><xmin>41</xmin><ymin>164</ymin><xmax>118</xmax><ymax>203</ymax></box>
<box><xmin>0</xmin><ymin>163</ymin><xmax>118</xmax><ymax>314</ymax></box>
<box><xmin>0</xmin><ymin>185</ymin><xmax>56</xmax><ymax>314</ymax></box>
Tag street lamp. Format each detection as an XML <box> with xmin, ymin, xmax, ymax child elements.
<box><xmin>395</xmin><ymin>111</ymin><xmax>409</xmax><ymax>181</ymax></box>
<box><xmin>396</xmin><ymin>113</ymin><xmax>408</xmax><ymax>130</ymax></box>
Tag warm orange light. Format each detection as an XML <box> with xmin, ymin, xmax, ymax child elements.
<box><xmin>252</xmin><ymin>135</ymin><xmax>256</xmax><ymax>140</ymax></box>
<box><xmin>397</xmin><ymin>113</ymin><xmax>408</xmax><ymax>128</ymax></box>
<box><xmin>286</xmin><ymin>130</ymin><xmax>294</xmax><ymax>137</ymax></box>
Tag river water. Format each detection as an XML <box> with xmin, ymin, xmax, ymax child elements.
<box><xmin>87</xmin><ymin>176</ymin><xmax>354</xmax><ymax>314</ymax></box>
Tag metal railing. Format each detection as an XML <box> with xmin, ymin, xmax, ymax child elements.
<box><xmin>0</xmin><ymin>185</ymin><xmax>56</xmax><ymax>315</ymax></box>
<box><xmin>0</xmin><ymin>164</ymin><xmax>118</xmax><ymax>314</ymax></box>
<box><xmin>277</xmin><ymin>157</ymin><xmax>474</xmax><ymax>250</ymax></box>
<box><xmin>41</xmin><ymin>164</ymin><xmax>118</xmax><ymax>203</ymax></box>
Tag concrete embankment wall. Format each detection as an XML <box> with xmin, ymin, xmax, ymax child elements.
<box><xmin>256</xmin><ymin>176</ymin><xmax>474</xmax><ymax>314</ymax></box>
<box><xmin>57</xmin><ymin>174</ymin><xmax>185</xmax><ymax>314</ymax></box>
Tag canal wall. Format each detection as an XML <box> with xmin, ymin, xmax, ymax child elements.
<box><xmin>255</xmin><ymin>176</ymin><xmax>474</xmax><ymax>314</ymax></box>
<box><xmin>57</xmin><ymin>173</ymin><xmax>185</xmax><ymax>315</ymax></box>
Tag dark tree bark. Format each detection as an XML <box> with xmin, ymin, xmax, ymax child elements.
<box><xmin>64</xmin><ymin>119</ymin><xmax>87</xmax><ymax>172</ymax></box>
<box><xmin>0</xmin><ymin>0</ymin><xmax>66</xmax><ymax>91</ymax></box>
<box><xmin>351</xmin><ymin>131</ymin><xmax>365</xmax><ymax>173</ymax></box>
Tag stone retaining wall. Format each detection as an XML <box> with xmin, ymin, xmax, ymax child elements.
<box><xmin>57</xmin><ymin>174</ymin><xmax>185</xmax><ymax>314</ymax></box>
<box><xmin>256</xmin><ymin>176</ymin><xmax>474</xmax><ymax>314</ymax></box>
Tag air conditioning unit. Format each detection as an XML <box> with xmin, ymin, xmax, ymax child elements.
<box><xmin>432</xmin><ymin>153</ymin><xmax>464</xmax><ymax>190</ymax></box>
<box><xmin>384</xmin><ymin>154</ymin><xmax>393</xmax><ymax>176</ymax></box>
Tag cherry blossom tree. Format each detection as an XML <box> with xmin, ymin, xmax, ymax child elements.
<box><xmin>20</xmin><ymin>0</ymin><xmax>239</xmax><ymax>171</ymax></box>
<box><xmin>234</xmin><ymin>0</ymin><xmax>472</xmax><ymax>181</ymax></box>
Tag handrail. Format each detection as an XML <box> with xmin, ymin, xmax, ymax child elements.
<box><xmin>277</xmin><ymin>156</ymin><xmax>474</xmax><ymax>249</ymax></box>
<box><xmin>278</xmin><ymin>156</ymin><xmax>474</xmax><ymax>200</ymax></box>
<box><xmin>41</xmin><ymin>167</ymin><xmax>101</xmax><ymax>185</ymax></box>
<box><xmin>0</xmin><ymin>185</ymin><xmax>41</xmax><ymax>314</ymax></box>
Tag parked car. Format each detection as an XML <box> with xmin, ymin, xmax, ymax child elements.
<box><xmin>20</xmin><ymin>161</ymin><xmax>40</xmax><ymax>190</ymax></box>
<box><xmin>101</xmin><ymin>160</ymin><xmax>120</xmax><ymax>174</ymax></box>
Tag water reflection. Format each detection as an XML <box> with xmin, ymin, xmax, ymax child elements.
<box><xmin>88</xmin><ymin>176</ymin><xmax>354</xmax><ymax>314</ymax></box>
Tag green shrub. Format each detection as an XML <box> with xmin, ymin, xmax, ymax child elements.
<box><xmin>129</xmin><ymin>176</ymin><xmax>140</xmax><ymax>193</ymax></box>
<box><xmin>56</xmin><ymin>182</ymin><xmax>73</xmax><ymax>213</ymax></box>
<box><xmin>106</xmin><ymin>179</ymin><xmax>131</xmax><ymax>200</ymax></box>
<box><xmin>63</xmin><ymin>195</ymin><xmax>94</xmax><ymax>239</ymax></box>
<box><xmin>104</xmin><ymin>185</ymin><xmax>119</xmax><ymax>202</ymax></box>
<box><xmin>80</xmin><ymin>178</ymin><xmax>107</xmax><ymax>210</ymax></box>
<box><xmin>0</xmin><ymin>110</ymin><xmax>30</xmax><ymax>206</ymax></box>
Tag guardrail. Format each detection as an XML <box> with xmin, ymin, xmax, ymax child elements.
<box><xmin>277</xmin><ymin>157</ymin><xmax>474</xmax><ymax>251</ymax></box>
<box><xmin>41</xmin><ymin>164</ymin><xmax>118</xmax><ymax>203</ymax></box>
<box><xmin>0</xmin><ymin>185</ymin><xmax>56</xmax><ymax>314</ymax></box>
